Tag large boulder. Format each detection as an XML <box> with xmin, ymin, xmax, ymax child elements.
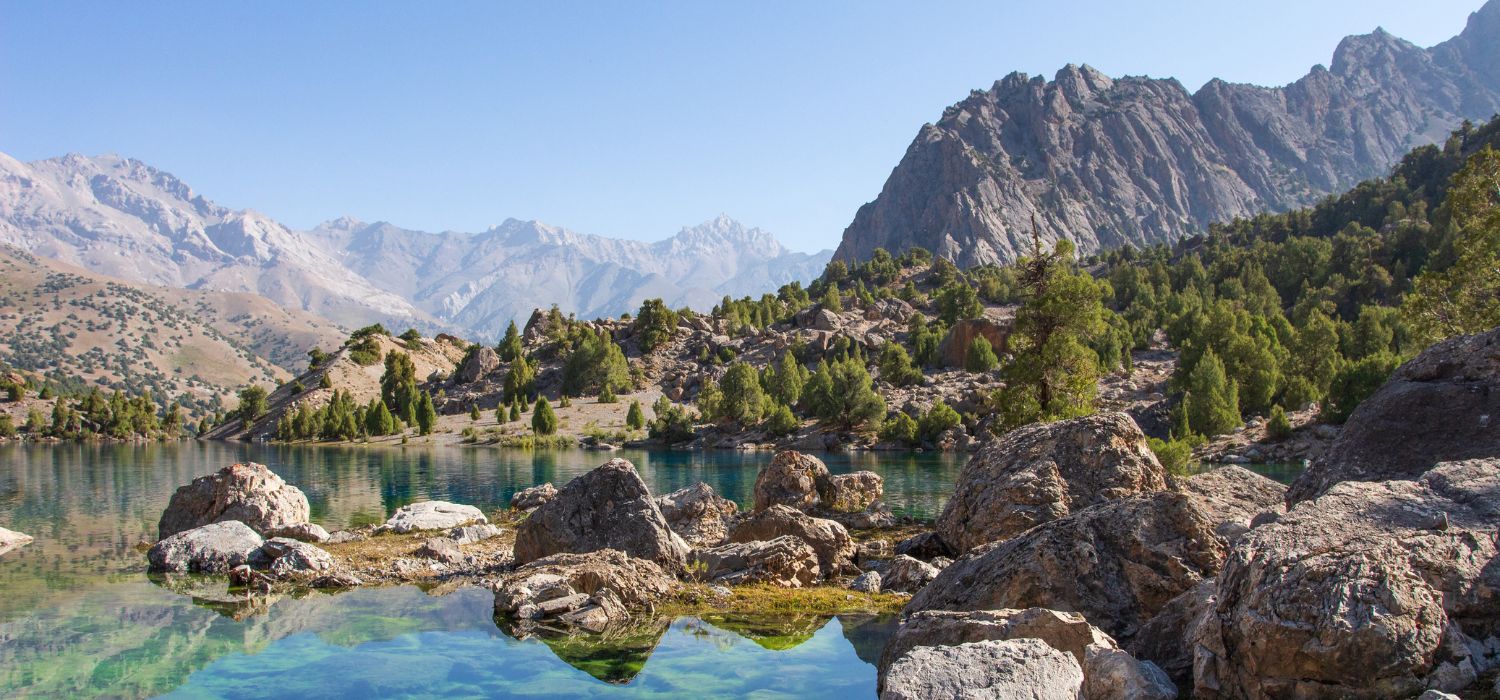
<box><xmin>1175</xmin><ymin>466</ymin><xmax>1286</xmax><ymax>542</ymax></box>
<box><xmin>148</xmin><ymin>521</ymin><xmax>267</xmax><ymax>573</ymax></box>
<box><xmin>936</xmin><ymin>413</ymin><xmax>1167</xmax><ymax>554</ymax></box>
<box><xmin>655</xmin><ymin>482</ymin><xmax>738</xmax><ymax>547</ymax></box>
<box><xmin>1127</xmin><ymin>579</ymin><xmax>1216</xmax><ymax>689</ymax></box>
<box><xmin>158</xmin><ymin>463</ymin><xmax>311</xmax><ymax>539</ymax></box>
<box><xmin>752</xmin><ymin>451</ymin><xmax>830</xmax><ymax>512</ymax></box>
<box><xmin>513</xmin><ymin>458</ymin><xmax>689</xmax><ymax>572</ymax></box>
<box><xmin>1288</xmin><ymin>327</ymin><xmax>1500</xmax><ymax>504</ymax></box>
<box><xmin>910</xmin><ymin>492</ymin><xmax>1225</xmax><ymax>644</ymax></box>
<box><xmin>727</xmin><ymin>504</ymin><xmax>858</xmax><ymax>577</ymax></box>
<box><xmin>493</xmin><ymin>549</ymin><xmax>678</xmax><ymax>621</ymax></box>
<box><xmin>377</xmin><ymin>501</ymin><xmax>488</xmax><ymax>533</ymax></box>
<box><xmin>455</xmin><ymin>345</ymin><xmax>500</xmax><ymax>383</ymax></box>
<box><xmin>881</xmin><ymin>638</ymin><xmax>1083</xmax><ymax>700</ymax></box>
<box><xmin>260</xmin><ymin>537</ymin><xmax>334</xmax><ymax>575</ymax></box>
<box><xmin>818</xmin><ymin>471</ymin><xmax>884</xmax><ymax>513</ymax></box>
<box><xmin>510</xmin><ymin>483</ymin><xmax>558</xmax><ymax>511</ymax></box>
<box><xmin>0</xmin><ymin>526</ymin><xmax>33</xmax><ymax>556</ymax></box>
<box><xmin>881</xmin><ymin>555</ymin><xmax>940</xmax><ymax>594</ymax></box>
<box><xmin>689</xmin><ymin>536</ymin><xmax>820</xmax><ymax>588</ymax></box>
<box><xmin>1083</xmin><ymin>645</ymin><xmax>1179</xmax><ymax>700</ymax></box>
<box><xmin>1192</xmin><ymin>459</ymin><xmax>1500</xmax><ymax>698</ymax></box>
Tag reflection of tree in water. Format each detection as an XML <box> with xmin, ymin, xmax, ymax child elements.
<box><xmin>699</xmin><ymin>612</ymin><xmax>832</xmax><ymax>650</ymax></box>
<box><xmin>495</xmin><ymin>613</ymin><xmax>673</xmax><ymax>684</ymax></box>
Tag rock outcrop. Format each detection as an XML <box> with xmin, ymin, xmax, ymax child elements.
<box><xmin>1128</xmin><ymin>580</ymin><xmax>1216</xmax><ymax>689</ymax></box>
<box><xmin>727</xmin><ymin>504</ymin><xmax>858</xmax><ymax>577</ymax></box>
<box><xmin>881</xmin><ymin>638</ymin><xmax>1084</xmax><ymax>700</ymax></box>
<box><xmin>377</xmin><ymin>501</ymin><xmax>488</xmax><ymax>534</ymax></box>
<box><xmin>1192</xmin><ymin>459</ymin><xmax>1500</xmax><ymax>698</ymax></box>
<box><xmin>513</xmin><ymin>458</ymin><xmax>689</xmax><ymax>572</ymax></box>
<box><xmin>817</xmin><ymin>471</ymin><xmax>884</xmax><ymax>513</ymax></box>
<box><xmin>147</xmin><ymin>521</ymin><xmax>267</xmax><ymax>573</ymax></box>
<box><xmin>1289</xmin><ymin>326</ymin><xmax>1500</xmax><ymax>503</ymax></box>
<box><xmin>752</xmin><ymin>451</ymin><xmax>830</xmax><ymax>512</ymax></box>
<box><xmin>936</xmin><ymin>413</ymin><xmax>1167</xmax><ymax>554</ymax></box>
<box><xmin>1175</xmin><ymin>466</ymin><xmax>1285</xmax><ymax>542</ymax></box>
<box><xmin>260</xmin><ymin>537</ymin><xmax>334</xmax><ymax>575</ymax></box>
<box><xmin>510</xmin><ymin>483</ymin><xmax>558</xmax><ymax>511</ymax></box>
<box><xmin>881</xmin><ymin>555</ymin><xmax>940</xmax><ymax>594</ymax></box>
<box><xmin>689</xmin><ymin>536</ymin><xmax>820</xmax><ymax>588</ymax></box>
<box><xmin>493</xmin><ymin>549</ymin><xmax>678</xmax><ymax>630</ymax></box>
<box><xmin>158</xmin><ymin>463</ymin><xmax>311</xmax><ymax>539</ymax></box>
<box><xmin>911</xmin><ymin>492</ymin><xmax>1224</xmax><ymax>643</ymax></box>
<box><xmin>834</xmin><ymin>6</ymin><xmax>1500</xmax><ymax>268</ymax></box>
<box><xmin>655</xmin><ymin>482</ymin><xmax>738</xmax><ymax>547</ymax></box>
<box><xmin>454</xmin><ymin>345</ymin><xmax>499</xmax><ymax>383</ymax></box>
<box><xmin>934</xmin><ymin>318</ymin><xmax>1009</xmax><ymax>368</ymax></box>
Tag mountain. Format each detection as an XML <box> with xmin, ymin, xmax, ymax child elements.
<box><xmin>0</xmin><ymin>246</ymin><xmax>347</xmax><ymax>416</ymax></box>
<box><xmin>307</xmin><ymin>214</ymin><xmax>830</xmax><ymax>339</ymax></box>
<box><xmin>834</xmin><ymin>0</ymin><xmax>1500</xmax><ymax>267</ymax></box>
<box><xmin>0</xmin><ymin>152</ymin><xmax>830</xmax><ymax>341</ymax></box>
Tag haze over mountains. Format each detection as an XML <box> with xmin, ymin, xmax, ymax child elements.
<box><xmin>834</xmin><ymin>0</ymin><xmax>1500</xmax><ymax>266</ymax></box>
<box><xmin>0</xmin><ymin>152</ymin><xmax>831</xmax><ymax>340</ymax></box>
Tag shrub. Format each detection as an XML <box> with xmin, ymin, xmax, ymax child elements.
<box><xmin>719</xmin><ymin>362</ymin><xmax>766</xmax><ymax>426</ymax></box>
<box><xmin>634</xmin><ymin>299</ymin><xmax>679</xmax><ymax>353</ymax></box>
<box><xmin>1323</xmin><ymin>352</ymin><xmax>1402</xmax><ymax>423</ymax></box>
<box><xmin>531</xmin><ymin>398</ymin><xmax>558</xmax><ymax>435</ymax></box>
<box><xmin>1148</xmin><ymin>437</ymin><xmax>1200</xmax><ymax>477</ymax></box>
<box><xmin>625</xmin><ymin>400</ymin><xmax>645</xmax><ymax>430</ymax></box>
<box><xmin>649</xmin><ymin>397</ymin><xmax>696</xmax><ymax>444</ymax></box>
<box><xmin>964</xmin><ymin>336</ymin><xmax>999</xmax><ymax>372</ymax></box>
<box><xmin>765</xmin><ymin>403</ymin><xmax>799</xmax><ymax>436</ymax></box>
<box><xmin>879</xmin><ymin>411</ymin><xmax>919</xmax><ymax>446</ymax></box>
<box><xmin>1266</xmin><ymin>405</ymin><xmax>1293</xmax><ymax>440</ymax></box>
<box><xmin>918</xmin><ymin>401</ymin><xmax>962</xmax><ymax>442</ymax></box>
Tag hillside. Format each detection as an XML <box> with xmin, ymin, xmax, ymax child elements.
<box><xmin>0</xmin><ymin>247</ymin><xmax>343</xmax><ymax>418</ymax></box>
<box><xmin>834</xmin><ymin>0</ymin><xmax>1500</xmax><ymax>267</ymax></box>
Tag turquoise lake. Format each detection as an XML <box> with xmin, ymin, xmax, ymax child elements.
<box><xmin>0</xmin><ymin>443</ymin><xmax>962</xmax><ymax>699</ymax></box>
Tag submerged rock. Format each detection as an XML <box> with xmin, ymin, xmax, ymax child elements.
<box><xmin>727</xmin><ymin>504</ymin><xmax>858</xmax><ymax>578</ymax></box>
<box><xmin>377</xmin><ymin>501</ymin><xmax>488</xmax><ymax>534</ymax></box>
<box><xmin>655</xmin><ymin>482</ymin><xmax>738</xmax><ymax>547</ymax></box>
<box><xmin>936</xmin><ymin>412</ymin><xmax>1167</xmax><ymax>554</ymax></box>
<box><xmin>1289</xmin><ymin>326</ymin><xmax>1500</xmax><ymax>504</ymax></box>
<box><xmin>158</xmin><ymin>462</ymin><xmax>311</xmax><ymax>539</ymax></box>
<box><xmin>513</xmin><ymin>458</ymin><xmax>688</xmax><ymax>572</ymax></box>
<box><xmin>881</xmin><ymin>638</ymin><xmax>1083</xmax><ymax>700</ymax></box>
<box><xmin>910</xmin><ymin>492</ymin><xmax>1224</xmax><ymax>643</ymax></box>
<box><xmin>1192</xmin><ymin>459</ymin><xmax>1500</xmax><ymax>698</ymax></box>
<box><xmin>510</xmin><ymin>483</ymin><xmax>558</xmax><ymax>511</ymax></box>
<box><xmin>690</xmin><ymin>536</ymin><xmax>820</xmax><ymax>588</ymax></box>
<box><xmin>752</xmin><ymin>450</ymin><xmax>830</xmax><ymax>512</ymax></box>
<box><xmin>148</xmin><ymin>521</ymin><xmax>267</xmax><ymax>573</ymax></box>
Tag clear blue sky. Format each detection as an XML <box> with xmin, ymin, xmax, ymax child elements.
<box><xmin>0</xmin><ymin>1</ymin><xmax>1485</xmax><ymax>252</ymax></box>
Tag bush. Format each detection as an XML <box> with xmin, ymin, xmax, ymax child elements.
<box><xmin>878</xmin><ymin>343</ymin><xmax>924</xmax><ymax>386</ymax></box>
<box><xmin>0</xmin><ymin>415</ymin><xmax>14</xmax><ymax>437</ymax></box>
<box><xmin>649</xmin><ymin>397</ymin><xmax>696</xmax><ymax>444</ymax></box>
<box><xmin>879</xmin><ymin>411</ymin><xmax>919</xmax><ymax>446</ymax></box>
<box><xmin>1266</xmin><ymin>405</ymin><xmax>1293</xmax><ymax>440</ymax></box>
<box><xmin>625</xmin><ymin>400</ymin><xmax>645</xmax><ymax>430</ymax></box>
<box><xmin>531</xmin><ymin>398</ymin><xmax>558</xmax><ymax>435</ymax></box>
<box><xmin>918</xmin><ymin>401</ymin><xmax>962</xmax><ymax>442</ymax></box>
<box><xmin>599</xmin><ymin>384</ymin><xmax>617</xmax><ymax>403</ymax></box>
<box><xmin>634</xmin><ymin>299</ymin><xmax>679</xmax><ymax>353</ymax></box>
<box><xmin>470</xmin><ymin>405</ymin><xmax>481</xmax><ymax>421</ymax></box>
<box><xmin>765</xmin><ymin>403</ymin><xmax>799</xmax><ymax>436</ymax></box>
<box><xmin>1148</xmin><ymin>437</ymin><xmax>1200</xmax><ymax>477</ymax></box>
<box><xmin>1323</xmin><ymin>352</ymin><xmax>1402</xmax><ymax>423</ymax></box>
<box><xmin>964</xmin><ymin>336</ymin><xmax>999</xmax><ymax>372</ymax></box>
<box><xmin>348</xmin><ymin>335</ymin><xmax>383</xmax><ymax>366</ymax></box>
<box><xmin>399</xmin><ymin>328</ymin><xmax>422</xmax><ymax>350</ymax></box>
<box><xmin>719</xmin><ymin>362</ymin><xmax>766</xmax><ymax>425</ymax></box>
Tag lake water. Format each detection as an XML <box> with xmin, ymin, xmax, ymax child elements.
<box><xmin>0</xmin><ymin>443</ymin><xmax>961</xmax><ymax>699</ymax></box>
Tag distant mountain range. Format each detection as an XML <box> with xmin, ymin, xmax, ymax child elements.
<box><xmin>0</xmin><ymin>152</ymin><xmax>830</xmax><ymax>340</ymax></box>
<box><xmin>834</xmin><ymin>0</ymin><xmax>1500</xmax><ymax>266</ymax></box>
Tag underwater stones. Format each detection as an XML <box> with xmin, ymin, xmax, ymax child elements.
<box><xmin>936</xmin><ymin>412</ymin><xmax>1166</xmax><ymax>554</ymax></box>
<box><xmin>148</xmin><ymin>521</ymin><xmax>267</xmax><ymax>573</ymax></box>
<box><xmin>377</xmin><ymin>501</ymin><xmax>488</xmax><ymax>534</ymax></box>
<box><xmin>513</xmin><ymin>458</ymin><xmax>689</xmax><ymax>572</ymax></box>
<box><xmin>158</xmin><ymin>462</ymin><xmax>311</xmax><ymax>539</ymax></box>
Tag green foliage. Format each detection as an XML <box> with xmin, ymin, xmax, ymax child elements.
<box><xmin>907</xmin><ymin>313</ymin><xmax>945</xmax><ymax>367</ymax></box>
<box><xmin>879</xmin><ymin>411</ymin><xmax>919</xmax><ymax>446</ymax></box>
<box><xmin>801</xmin><ymin>358</ymin><xmax>885</xmax><ymax>429</ymax></box>
<box><xmin>1324</xmin><ymin>352</ymin><xmax>1403</xmax><ymax>423</ymax></box>
<box><xmin>763</xmin><ymin>352</ymin><xmax>808</xmax><ymax>406</ymax></box>
<box><xmin>648</xmin><ymin>396</ymin><xmax>696</xmax><ymax>444</ymax></box>
<box><xmin>765</xmin><ymin>402</ymin><xmax>799</xmax><ymax>436</ymax></box>
<box><xmin>964</xmin><ymin>336</ymin><xmax>999</xmax><ymax>372</ymax></box>
<box><xmin>290</xmin><ymin>380</ymin><xmax>304</xmax><ymax>395</ymax></box>
<box><xmin>399</xmin><ymin>328</ymin><xmax>423</xmax><ymax>350</ymax></box>
<box><xmin>878</xmin><ymin>343</ymin><xmax>924</xmax><ymax>386</ymax></box>
<box><xmin>634</xmin><ymin>299</ymin><xmax>679</xmax><ymax>352</ymax></box>
<box><xmin>307</xmin><ymin>347</ymin><xmax>329</xmax><ymax>370</ymax></box>
<box><xmin>497</xmin><ymin>321</ymin><xmax>524</xmax><ymax>361</ymax></box>
<box><xmin>935</xmin><ymin>280</ymin><xmax>982</xmax><ymax>324</ymax></box>
<box><xmin>599</xmin><ymin>384</ymin><xmax>617</xmax><ymax>403</ymax></box>
<box><xmin>470</xmin><ymin>405</ymin><xmax>481</xmax><ymax>421</ymax></box>
<box><xmin>276</xmin><ymin>389</ymin><xmax>365</xmax><ymax>442</ymax></box>
<box><xmin>0</xmin><ymin>414</ymin><xmax>13</xmax><ymax>437</ymax></box>
<box><xmin>415</xmin><ymin>391</ymin><xmax>437</xmax><ymax>435</ymax></box>
<box><xmin>319</xmin><ymin>373</ymin><xmax>333</xmax><ymax>389</ymax></box>
<box><xmin>504</xmin><ymin>355</ymin><xmax>536</xmax><ymax>404</ymax></box>
<box><xmin>1182</xmin><ymin>349</ymin><xmax>1241</xmax><ymax>437</ymax></box>
<box><xmin>366</xmin><ymin>400</ymin><xmax>396</xmax><ymax>436</ymax></box>
<box><xmin>347</xmin><ymin>335</ymin><xmax>383</xmax><ymax>366</ymax></box>
<box><xmin>625</xmin><ymin>399</ymin><xmax>646</xmax><ymax>430</ymax></box>
<box><xmin>350</xmin><ymin>323</ymin><xmax>389</xmax><ymax>339</ymax></box>
<box><xmin>234</xmin><ymin>385</ymin><xmax>268</xmax><ymax>424</ymax></box>
<box><xmin>1266</xmin><ymin>405</ymin><xmax>1292</xmax><ymax>440</ymax></box>
<box><xmin>380</xmin><ymin>351</ymin><xmax>420</xmax><ymax>424</ymax></box>
<box><xmin>696</xmin><ymin>379</ymin><xmax>723</xmax><ymax>422</ymax></box>
<box><xmin>918</xmin><ymin>400</ymin><xmax>962</xmax><ymax>443</ymax></box>
<box><xmin>1148</xmin><ymin>436</ymin><xmax>1200</xmax><ymax>477</ymax></box>
<box><xmin>531</xmin><ymin>397</ymin><xmax>558</xmax><ymax>435</ymax></box>
<box><xmin>3</xmin><ymin>382</ymin><xmax>21</xmax><ymax>401</ymax></box>
<box><xmin>717</xmin><ymin>362</ymin><xmax>766</xmax><ymax>425</ymax></box>
<box><xmin>509</xmin><ymin>401</ymin><xmax>521</xmax><ymax>422</ymax></box>
<box><xmin>562</xmin><ymin>329</ymin><xmax>631</xmax><ymax>397</ymax></box>
<box><xmin>1404</xmin><ymin>147</ymin><xmax>1500</xmax><ymax>344</ymax></box>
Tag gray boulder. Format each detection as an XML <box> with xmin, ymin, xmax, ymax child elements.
<box><xmin>936</xmin><ymin>413</ymin><xmax>1167</xmax><ymax>554</ymax></box>
<box><xmin>690</xmin><ymin>536</ymin><xmax>820</xmax><ymax>588</ymax></box>
<box><xmin>881</xmin><ymin>638</ymin><xmax>1084</xmax><ymax>700</ymax></box>
<box><xmin>1127</xmin><ymin>579</ymin><xmax>1215</xmax><ymax>689</ymax></box>
<box><xmin>510</xmin><ymin>483</ymin><xmax>558</xmax><ymax>511</ymax></box>
<box><xmin>655</xmin><ymin>482</ymin><xmax>738</xmax><ymax>547</ymax></box>
<box><xmin>148</xmin><ymin>521</ymin><xmax>267</xmax><ymax>573</ymax></box>
<box><xmin>728</xmin><ymin>504</ymin><xmax>858</xmax><ymax>577</ymax></box>
<box><xmin>455</xmin><ymin>345</ymin><xmax>500</xmax><ymax>383</ymax></box>
<box><xmin>158</xmin><ymin>463</ymin><xmax>311</xmax><ymax>539</ymax></box>
<box><xmin>514</xmin><ymin>458</ymin><xmax>689</xmax><ymax>572</ymax></box>
<box><xmin>752</xmin><ymin>450</ymin><xmax>830</xmax><ymax>512</ymax></box>
<box><xmin>260</xmin><ymin>537</ymin><xmax>334</xmax><ymax>575</ymax></box>
<box><xmin>1083</xmin><ymin>645</ymin><xmax>1178</xmax><ymax>700</ymax></box>
<box><xmin>881</xmin><ymin>555</ymin><xmax>940</xmax><ymax>594</ymax></box>
<box><xmin>880</xmin><ymin>608</ymin><xmax>1116</xmax><ymax>681</ymax></box>
<box><xmin>850</xmin><ymin>570</ymin><xmax>882</xmax><ymax>593</ymax></box>
<box><xmin>818</xmin><ymin>471</ymin><xmax>884</xmax><ymax>513</ymax></box>
<box><xmin>1175</xmin><ymin>466</ymin><xmax>1285</xmax><ymax>542</ymax></box>
<box><xmin>265</xmin><ymin>522</ymin><xmax>331</xmax><ymax>543</ymax></box>
<box><xmin>1289</xmin><ymin>326</ymin><xmax>1500</xmax><ymax>503</ymax></box>
<box><xmin>910</xmin><ymin>492</ymin><xmax>1225</xmax><ymax>644</ymax></box>
<box><xmin>1192</xmin><ymin>459</ymin><xmax>1500</xmax><ymax>698</ymax></box>
<box><xmin>414</xmin><ymin>537</ymin><xmax>463</xmax><ymax>564</ymax></box>
<box><xmin>448</xmin><ymin>524</ymin><xmax>503</xmax><ymax>544</ymax></box>
<box><xmin>494</xmin><ymin>548</ymin><xmax>678</xmax><ymax>619</ymax></box>
<box><xmin>378</xmin><ymin>501</ymin><xmax>487</xmax><ymax>534</ymax></box>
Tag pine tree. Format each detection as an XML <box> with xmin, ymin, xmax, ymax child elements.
<box><xmin>821</xmin><ymin>283</ymin><xmax>843</xmax><ymax>313</ymax></box>
<box><xmin>366</xmin><ymin>399</ymin><xmax>395</xmax><ymax>435</ymax></box>
<box><xmin>381</xmin><ymin>351</ymin><xmax>420</xmax><ymax>423</ymax></box>
<box><xmin>634</xmin><ymin>299</ymin><xmax>679</xmax><ymax>353</ymax></box>
<box><xmin>878</xmin><ymin>343</ymin><xmax>924</xmax><ymax>386</ymax></box>
<box><xmin>1183</xmin><ymin>348</ymin><xmax>1241</xmax><ymax>436</ymax></box>
<box><xmin>765</xmin><ymin>402</ymin><xmax>799</xmax><ymax>436</ymax></box>
<box><xmin>504</xmin><ymin>355</ymin><xmax>536</xmax><ymax>404</ymax></box>
<box><xmin>470</xmin><ymin>405</ymin><xmax>481</xmax><ymax>421</ymax></box>
<box><xmin>509</xmin><ymin>401</ymin><xmax>521</xmax><ymax>422</ymax></box>
<box><xmin>497</xmin><ymin>320</ymin><xmax>524</xmax><ymax>361</ymax></box>
<box><xmin>719</xmin><ymin>361</ymin><xmax>766</xmax><ymax>426</ymax></box>
<box><xmin>766</xmin><ymin>352</ymin><xmax>806</xmax><ymax>405</ymax></box>
<box><xmin>963</xmin><ymin>336</ymin><xmax>999</xmax><ymax>372</ymax></box>
<box><xmin>531</xmin><ymin>397</ymin><xmax>558</xmax><ymax>435</ymax></box>
<box><xmin>319</xmin><ymin>373</ymin><xmax>333</xmax><ymax>389</ymax></box>
<box><xmin>625</xmin><ymin>400</ymin><xmax>646</xmax><ymax>430</ymax></box>
<box><xmin>1405</xmin><ymin>147</ymin><xmax>1500</xmax><ymax>344</ymax></box>
<box><xmin>416</xmin><ymin>391</ymin><xmax>437</xmax><ymax>435</ymax></box>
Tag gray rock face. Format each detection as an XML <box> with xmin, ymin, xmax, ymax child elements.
<box><xmin>1127</xmin><ymin>579</ymin><xmax>1216</xmax><ymax>689</ymax></box>
<box><xmin>510</xmin><ymin>483</ymin><xmax>558</xmax><ymax>511</ymax></box>
<box><xmin>1192</xmin><ymin>459</ymin><xmax>1500</xmax><ymax>698</ymax></box>
<box><xmin>880</xmin><ymin>608</ymin><xmax>1116</xmax><ymax>681</ymax></box>
<box><xmin>455</xmin><ymin>345</ymin><xmax>500</xmax><ymax>383</ymax></box>
<box><xmin>1083</xmin><ymin>645</ymin><xmax>1178</xmax><ymax>700</ymax></box>
<box><xmin>158</xmin><ymin>463</ymin><xmax>311</xmax><ymax>539</ymax></box>
<box><xmin>817</xmin><ymin>471</ymin><xmax>884</xmax><ymax>513</ymax></box>
<box><xmin>850</xmin><ymin>570</ymin><xmax>882</xmax><ymax>593</ymax></box>
<box><xmin>260</xmin><ymin>537</ymin><xmax>334</xmax><ymax>575</ymax></box>
<box><xmin>378</xmin><ymin>501</ymin><xmax>488</xmax><ymax>534</ymax></box>
<box><xmin>448</xmin><ymin>524</ymin><xmax>503</xmax><ymax>545</ymax></box>
<box><xmin>834</xmin><ymin>8</ymin><xmax>1500</xmax><ymax>268</ymax></box>
<box><xmin>0</xmin><ymin>526</ymin><xmax>34</xmax><ymax>556</ymax></box>
<box><xmin>513</xmin><ymin>458</ymin><xmax>689</xmax><ymax>572</ymax></box>
<box><xmin>148</xmin><ymin>521</ymin><xmax>267</xmax><ymax>573</ymax></box>
<box><xmin>655</xmin><ymin>482</ymin><xmax>739</xmax><ymax>547</ymax></box>
<box><xmin>881</xmin><ymin>555</ymin><xmax>940</xmax><ymax>594</ymax></box>
<box><xmin>690</xmin><ymin>536</ymin><xmax>820</xmax><ymax>588</ymax></box>
<box><xmin>1289</xmin><ymin>326</ymin><xmax>1500</xmax><ymax>503</ymax></box>
<box><xmin>911</xmin><ymin>492</ymin><xmax>1225</xmax><ymax>644</ymax></box>
<box><xmin>752</xmin><ymin>451</ymin><xmax>830</xmax><ymax>512</ymax></box>
<box><xmin>937</xmin><ymin>413</ymin><xmax>1167</xmax><ymax>554</ymax></box>
<box><xmin>1175</xmin><ymin>466</ymin><xmax>1286</xmax><ymax>542</ymax></box>
<box><xmin>264</xmin><ymin>522</ymin><xmax>331</xmax><ymax>543</ymax></box>
<box><xmin>881</xmin><ymin>638</ymin><xmax>1084</xmax><ymax>700</ymax></box>
<box><xmin>728</xmin><ymin>504</ymin><xmax>858</xmax><ymax>578</ymax></box>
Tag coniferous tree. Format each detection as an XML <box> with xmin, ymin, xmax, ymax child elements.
<box><xmin>878</xmin><ymin>343</ymin><xmax>924</xmax><ymax>386</ymax></box>
<box><xmin>765</xmin><ymin>352</ymin><xmax>807</xmax><ymax>405</ymax></box>
<box><xmin>634</xmin><ymin>299</ymin><xmax>680</xmax><ymax>353</ymax></box>
<box><xmin>504</xmin><ymin>355</ymin><xmax>536</xmax><ymax>404</ymax></box>
<box><xmin>497</xmin><ymin>320</ymin><xmax>524</xmax><ymax>361</ymax></box>
<box><xmin>765</xmin><ymin>403</ymin><xmax>799</xmax><ymax>436</ymax></box>
<box><xmin>416</xmin><ymin>391</ymin><xmax>437</xmax><ymax>435</ymax></box>
<box><xmin>531</xmin><ymin>397</ymin><xmax>558</xmax><ymax>435</ymax></box>
<box><xmin>1183</xmin><ymin>348</ymin><xmax>1241</xmax><ymax>437</ymax></box>
<box><xmin>718</xmin><ymin>361</ymin><xmax>766</xmax><ymax>426</ymax></box>
<box><xmin>964</xmin><ymin>336</ymin><xmax>999</xmax><ymax>372</ymax></box>
<box><xmin>821</xmin><ymin>283</ymin><xmax>843</xmax><ymax>313</ymax></box>
<box><xmin>380</xmin><ymin>351</ymin><xmax>420</xmax><ymax>423</ymax></box>
<box><xmin>1405</xmin><ymin>147</ymin><xmax>1500</xmax><ymax>344</ymax></box>
<box><xmin>509</xmin><ymin>401</ymin><xmax>521</xmax><ymax>422</ymax></box>
<box><xmin>625</xmin><ymin>400</ymin><xmax>646</xmax><ymax>430</ymax></box>
<box><xmin>470</xmin><ymin>405</ymin><xmax>481</xmax><ymax>421</ymax></box>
